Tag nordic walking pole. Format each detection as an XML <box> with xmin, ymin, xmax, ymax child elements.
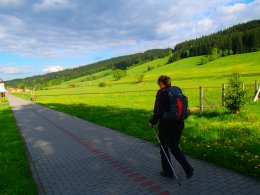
<box><xmin>152</xmin><ymin>127</ymin><xmax>182</xmax><ymax>186</ymax></box>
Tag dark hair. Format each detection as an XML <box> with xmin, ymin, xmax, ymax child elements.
<box><xmin>157</xmin><ymin>75</ymin><xmax>171</xmax><ymax>87</ymax></box>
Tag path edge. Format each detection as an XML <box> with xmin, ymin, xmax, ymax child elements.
<box><xmin>8</xmin><ymin>95</ymin><xmax>46</xmax><ymax>195</ymax></box>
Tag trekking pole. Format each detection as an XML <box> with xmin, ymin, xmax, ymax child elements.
<box><xmin>152</xmin><ymin>127</ymin><xmax>182</xmax><ymax>186</ymax></box>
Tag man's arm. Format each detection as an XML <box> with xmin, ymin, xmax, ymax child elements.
<box><xmin>149</xmin><ymin>89</ymin><xmax>167</xmax><ymax>126</ymax></box>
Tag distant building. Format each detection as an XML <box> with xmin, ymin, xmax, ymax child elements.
<box><xmin>0</xmin><ymin>78</ymin><xmax>7</xmax><ymax>101</ymax></box>
<box><xmin>8</xmin><ymin>88</ymin><xmax>23</xmax><ymax>93</ymax></box>
<box><xmin>0</xmin><ymin>78</ymin><xmax>7</xmax><ymax>93</ymax></box>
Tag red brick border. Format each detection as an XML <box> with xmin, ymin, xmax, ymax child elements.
<box><xmin>32</xmin><ymin>110</ymin><xmax>170</xmax><ymax>194</ymax></box>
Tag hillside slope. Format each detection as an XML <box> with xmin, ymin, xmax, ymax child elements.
<box><xmin>6</xmin><ymin>49</ymin><xmax>170</xmax><ymax>88</ymax></box>
<box><xmin>33</xmin><ymin>51</ymin><xmax>260</xmax><ymax>99</ymax></box>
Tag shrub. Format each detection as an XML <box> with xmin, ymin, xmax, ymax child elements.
<box><xmin>200</xmin><ymin>56</ymin><xmax>209</xmax><ymax>65</ymax></box>
<box><xmin>209</xmin><ymin>48</ymin><xmax>220</xmax><ymax>61</ymax></box>
<box><xmin>224</xmin><ymin>72</ymin><xmax>247</xmax><ymax>113</ymax></box>
<box><xmin>136</xmin><ymin>74</ymin><xmax>144</xmax><ymax>83</ymax></box>
<box><xmin>147</xmin><ymin>65</ymin><xmax>155</xmax><ymax>71</ymax></box>
<box><xmin>222</xmin><ymin>49</ymin><xmax>229</xmax><ymax>57</ymax></box>
<box><xmin>98</xmin><ymin>81</ymin><xmax>107</xmax><ymax>87</ymax></box>
<box><xmin>113</xmin><ymin>69</ymin><xmax>126</xmax><ymax>81</ymax></box>
<box><xmin>68</xmin><ymin>84</ymin><xmax>76</xmax><ymax>88</ymax></box>
<box><xmin>157</xmin><ymin>63</ymin><xmax>164</xmax><ymax>68</ymax></box>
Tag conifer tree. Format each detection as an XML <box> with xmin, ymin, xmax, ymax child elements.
<box><xmin>224</xmin><ymin>72</ymin><xmax>247</xmax><ymax>113</ymax></box>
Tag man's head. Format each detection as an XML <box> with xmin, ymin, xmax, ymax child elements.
<box><xmin>157</xmin><ymin>75</ymin><xmax>171</xmax><ymax>88</ymax></box>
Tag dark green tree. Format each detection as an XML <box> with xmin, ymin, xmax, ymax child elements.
<box><xmin>224</xmin><ymin>72</ymin><xmax>247</xmax><ymax>113</ymax></box>
<box><xmin>18</xmin><ymin>83</ymin><xmax>25</xmax><ymax>89</ymax></box>
<box><xmin>232</xmin><ymin>35</ymin><xmax>244</xmax><ymax>54</ymax></box>
<box><xmin>200</xmin><ymin>56</ymin><xmax>209</xmax><ymax>65</ymax></box>
<box><xmin>135</xmin><ymin>74</ymin><xmax>144</xmax><ymax>83</ymax></box>
<box><xmin>113</xmin><ymin>69</ymin><xmax>126</xmax><ymax>81</ymax></box>
<box><xmin>209</xmin><ymin>48</ymin><xmax>220</xmax><ymax>61</ymax></box>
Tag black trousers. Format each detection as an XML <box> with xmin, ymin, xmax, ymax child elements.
<box><xmin>158</xmin><ymin>120</ymin><xmax>192</xmax><ymax>176</ymax></box>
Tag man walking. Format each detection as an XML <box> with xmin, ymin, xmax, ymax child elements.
<box><xmin>149</xmin><ymin>75</ymin><xmax>193</xmax><ymax>179</ymax></box>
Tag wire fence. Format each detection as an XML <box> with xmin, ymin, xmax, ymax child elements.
<box><xmin>18</xmin><ymin>80</ymin><xmax>259</xmax><ymax>113</ymax></box>
<box><xmin>199</xmin><ymin>81</ymin><xmax>259</xmax><ymax>112</ymax></box>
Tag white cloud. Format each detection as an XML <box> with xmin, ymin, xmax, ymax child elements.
<box><xmin>213</xmin><ymin>1</ymin><xmax>260</xmax><ymax>28</ymax></box>
<box><xmin>0</xmin><ymin>0</ymin><xmax>24</xmax><ymax>7</ymax></box>
<box><xmin>0</xmin><ymin>15</ymin><xmax>25</xmax><ymax>29</ymax></box>
<box><xmin>217</xmin><ymin>3</ymin><xmax>247</xmax><ymax>14</ymax></box>
<box><xmin>0</xmin><ymin>27</ymin><xmax>7</xmax><ymax>39</ymax></box>
<box><xmin>192</xmin><ymin>18</ymin><xmax>216</xmax><ymax>35</ymax></box>
<box><xmin>43</xmin><ymin>66</ymin><xmax>64</xmax><ymax>73</ymax></box>
<box><xmin>33</xmin><ymin>0</ymin><xmax>74</xmax><ymax>11</ymax></box>
<box><xmin>0</xmin><ymin>66</ymin><xmax>23</xmax><ymax>74</ymax></box>
<box><xmin>0</xmin><ymin>15</ymin><xmax>25</xmax><ymax>42</ymax></box>
<box><xmin>156</xmin><ymin>22</ymin><xmax>180</xmax><ymax>37</ymax></box>
<box><xmin>198</xmin><ymin>19</ymin><xmax>214</xmax><ymax>30</ymax></box>
<box><xmin>0</xmin><ymin>0</ymin><xmax>259</xmax><ymax>59</ymax></box>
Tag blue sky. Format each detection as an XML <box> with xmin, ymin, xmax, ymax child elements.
<box><xmin>0</xmin><ymin>0</ymin><xmax>259</xmax><ymax>81</ymax></box>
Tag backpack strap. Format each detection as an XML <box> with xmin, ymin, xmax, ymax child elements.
<box><xmin>170</xmin><ymin>86</ymin><xmax>183</xmax><ymax>96</ymax></box>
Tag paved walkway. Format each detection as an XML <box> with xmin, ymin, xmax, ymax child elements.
<box><xmin>8</xmin><ymin>95</ymin><xmax>260</xmax><ymax>194</ymax></box>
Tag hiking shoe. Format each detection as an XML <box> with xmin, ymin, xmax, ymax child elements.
<box><xmin>186</xmin><ymin>167</ymin><xmax>194</xmax><ymax>179</ymax></box>
<box><xmin>160</xmin><ymin>171</ymin><xmax>173</xmax><ymax>179</ymax></box>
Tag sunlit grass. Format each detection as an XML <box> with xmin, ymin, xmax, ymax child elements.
<box><xmin>0</xmin><ymin>103</ymin><xmax>37</xmax><ymax>194</ymax></box>
<box><xmin>183</xmin><ymin>105</ymin><xmax>260</xmax><ymax>178</ymax></box>
<box><xmin>29</xmin><ymin>100</ymin><xmax>259</xmax><ymax>179</ymax></box>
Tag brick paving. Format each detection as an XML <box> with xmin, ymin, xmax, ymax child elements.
<box><xmin>8</xmin><ymin>95</ymin><xmax>260</xmax><ymax>195</ymax></box>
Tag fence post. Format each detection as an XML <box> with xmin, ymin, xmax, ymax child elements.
<box><xmin>242</xmin><ymin>82</ymin><xmax>245</xmax><ymax>91</ymax></box>
<box><xmin>200</xmin><ymin>86</ymin><xmax>203</xmax><ymax>113</ymax></box>
<box><xmin>222</xmin><ymin>84</ymin><xmax>225</xmax><ymax>107</ymax></box>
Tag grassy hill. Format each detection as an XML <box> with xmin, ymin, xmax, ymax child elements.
<box><xmin>29</xmin><ymin>51</ymin><xmax>260</xmax><ymax>108</ymax></box>
<box><xmin>6</xmin><ymin>49</ymin><xmax>171</xmax><ymax>88</ymax></box>
<box><xmin>43</xmin><ymin>51</ymin><xmax>260</xmax><ymax>90</ymax></box>
<box><xmin>17</xmin><ymin>51</ymin><xmax>260</xmax><ymax>179</ymax></box>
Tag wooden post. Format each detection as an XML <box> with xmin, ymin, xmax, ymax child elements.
<box><xmin>222</xmin><ymin>84</ymin><xmax>225</xmax><ymax>107</ymax></box>
<box><xmin>254</xmin><ymin>88</ymin><xmax>260</xmax><ymax>102</ymax></box>
<box><xmin>242</xmin><ymin>82</ymin><xmax>245</xmax><ymax>91</ymax></box>
<box><xmin>200</xmin><ymin>86</ymin><xmax>203</xmax><ymax>113</ymax></box>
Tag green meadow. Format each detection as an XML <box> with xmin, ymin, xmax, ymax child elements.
<box><xmin>0</xmin><ymin>102</ymin><xmax>37</xmax><ymax>194</ymax></box>
<box><xmin>17</xmin><ymin>51</ymin><xmax>260</xmax><ymax>179</ymax></box>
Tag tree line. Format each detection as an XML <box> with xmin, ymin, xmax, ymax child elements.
<box><xmin>168</xmin><ymin>20</ymin><xmax>260</xmax><ymax>63</ymax></box>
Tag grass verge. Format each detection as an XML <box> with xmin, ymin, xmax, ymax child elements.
<box><xmin>0</xmin><ymin>102</ymin><xmax>37</xmax><ymax>194</ymax></box>
<box><xmin>182</xmin><ymin>104</ymin><xmax>260</xmax><ymax>179</ymax></box>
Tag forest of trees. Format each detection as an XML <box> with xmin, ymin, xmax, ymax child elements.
<box><xmin>168</xmin><ymin>20</ymin><xmax>260</xmax><ymax>63</ymax></box>
<box><xmin>6</xmin><ymin>20</ymin><xmax>259</xmax><ymax>89</ymax></box>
